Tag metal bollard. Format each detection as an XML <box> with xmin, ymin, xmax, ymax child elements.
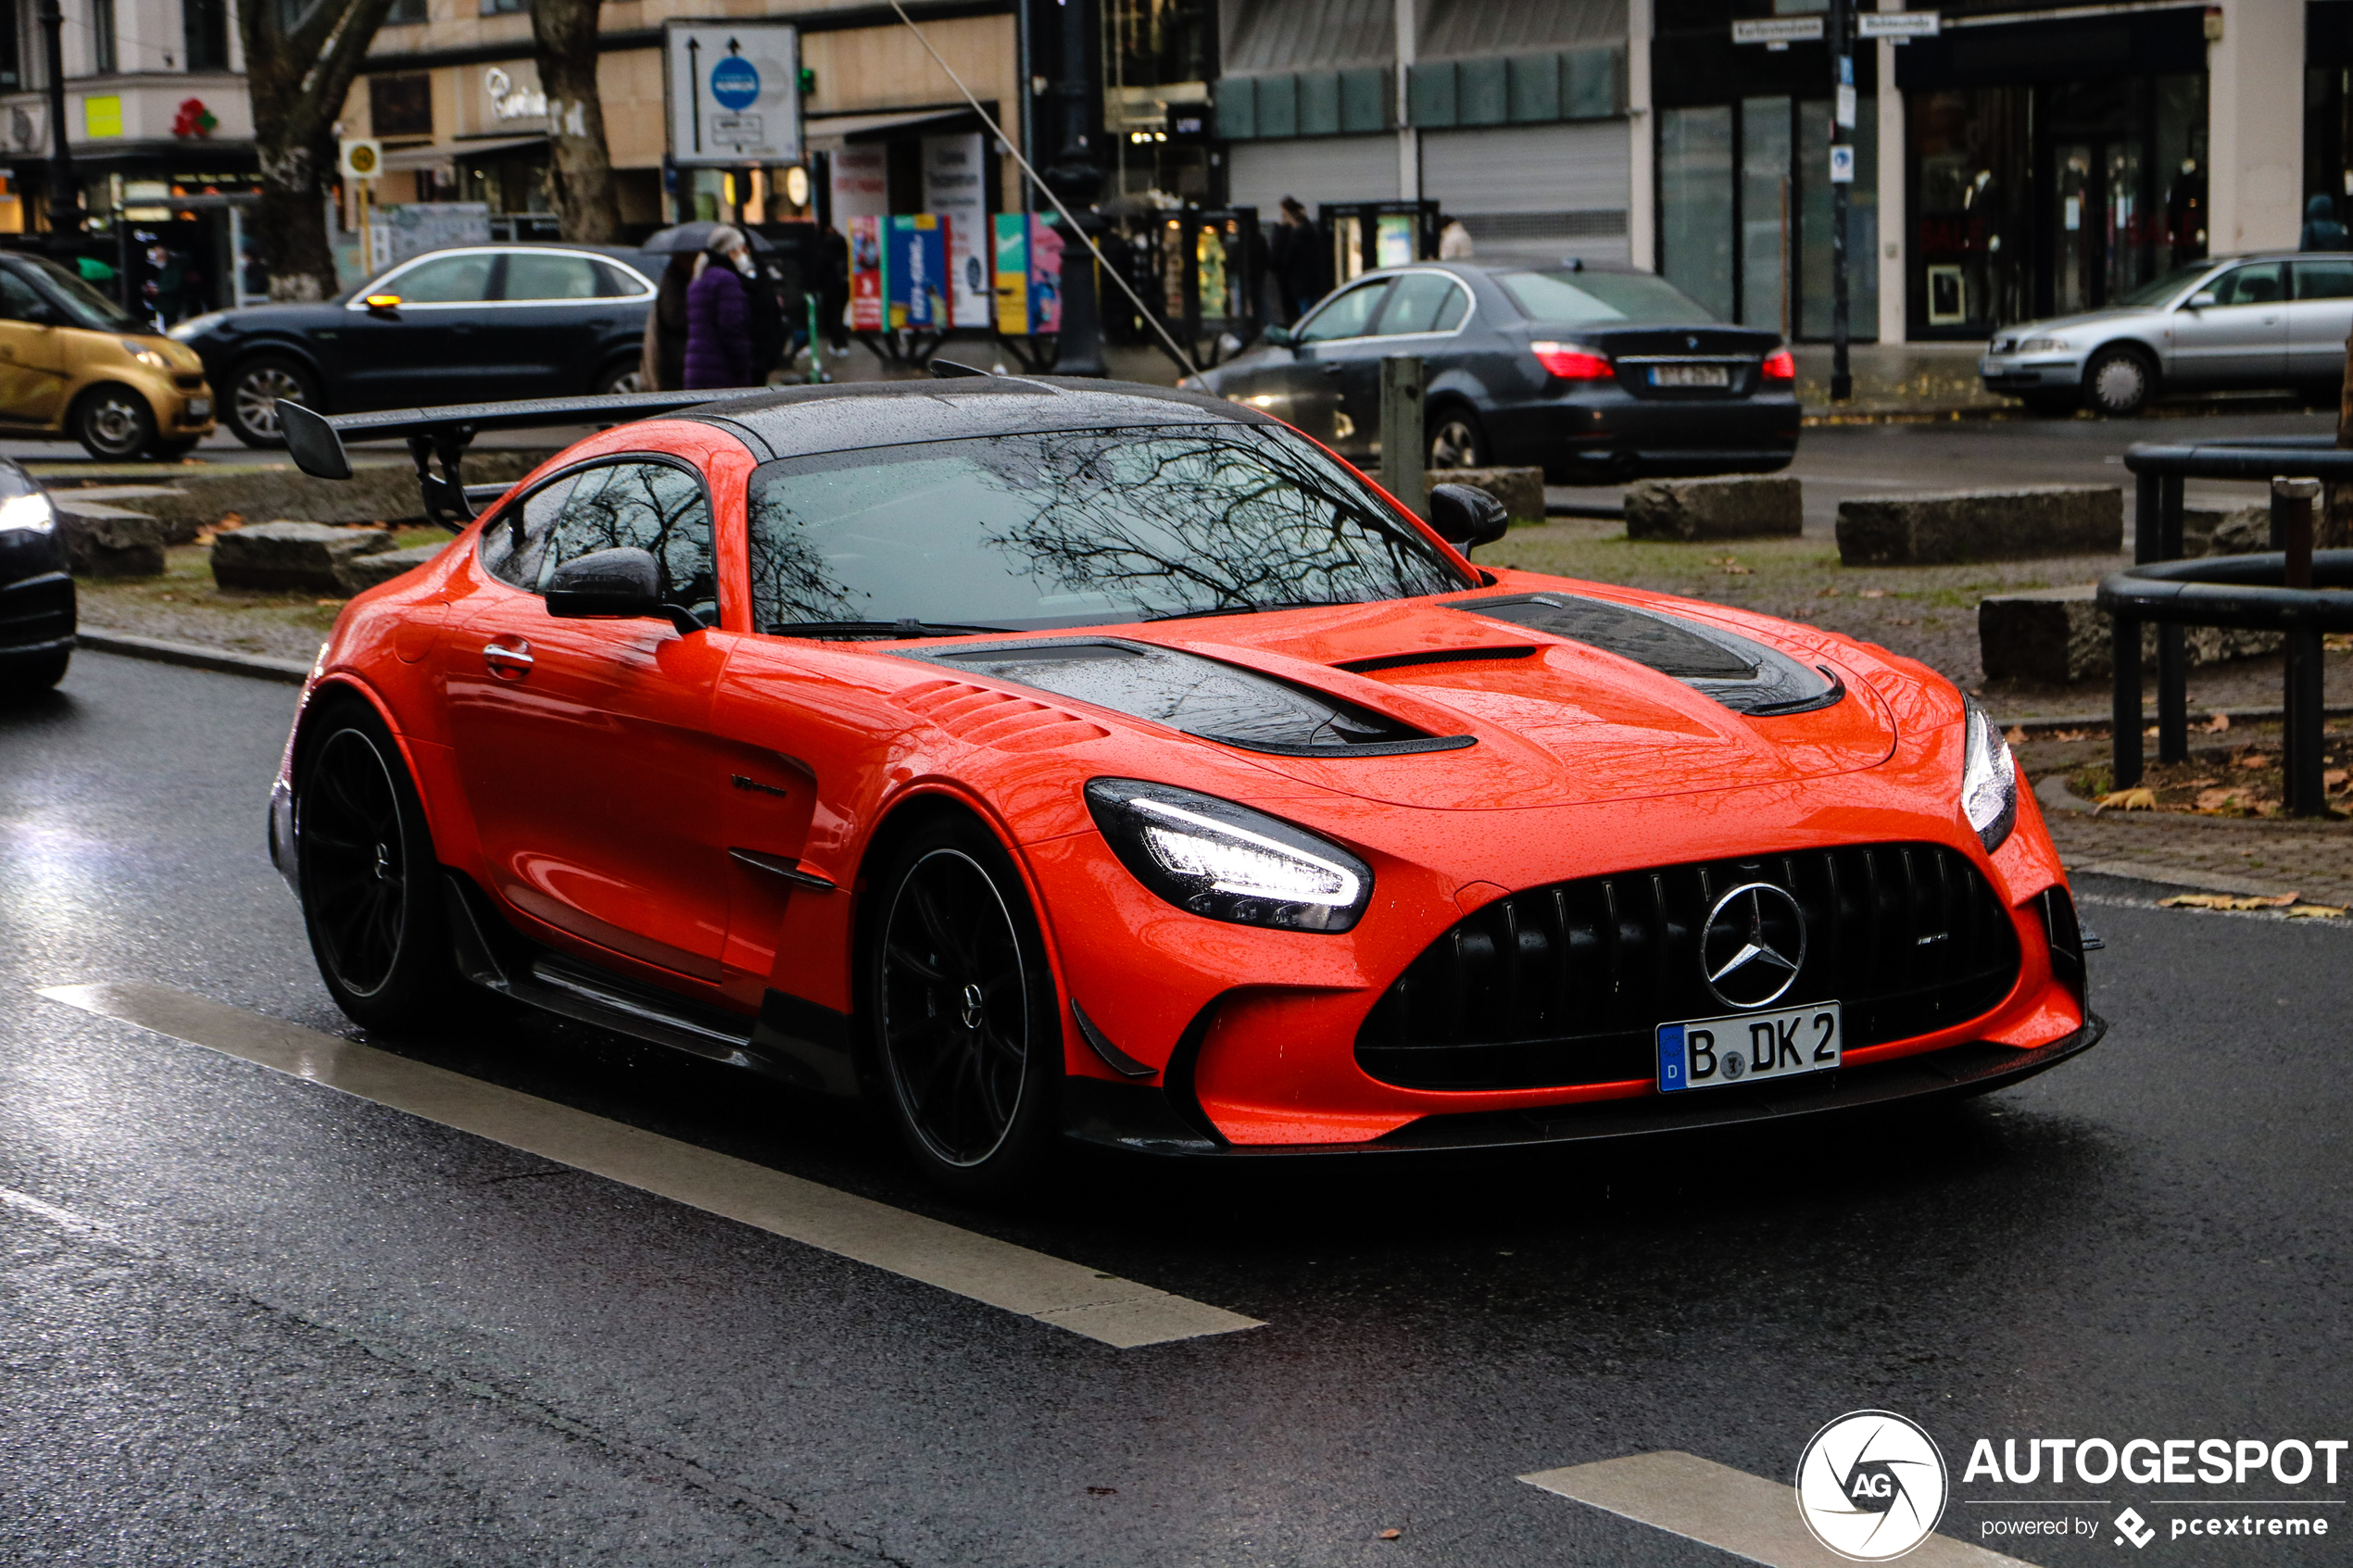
<box><xmin>1379</xmin><ymin>355</ymin><xmax>1427</xmax><ymax>520</ymax></box>
<box><xmin>2273</xmin><ymin>477</ymin><xmax>2325</xmax><ymax>816</ymax></box>
<box><xmin>2157</xmin><ymin>473</ymin><xmax>2187</xmax><ymax>763</ymax></box>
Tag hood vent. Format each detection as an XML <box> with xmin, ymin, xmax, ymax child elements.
<box><xmin>919</xmin><ymin>638</ymin><xmax>1476</xmax><ymax>758</ymax></box>
<box><xmin>1448</xmin><ymin>593</ymin><xmax>1843</xmax><ymax>717</ymax></box>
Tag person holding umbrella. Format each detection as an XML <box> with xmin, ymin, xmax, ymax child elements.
<box><xmin>681</xmin><ymin>225</ymin><xmax>754</xmax><ymax>389</ymax></box>
<box><xmin>636</xmin><ymin>220</ymin><xmax>779</xmax><ymax>389</ymax></box>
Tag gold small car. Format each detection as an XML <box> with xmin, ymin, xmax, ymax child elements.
<box><xmin>0</xmin><ymin>251</ymin><xmax>216</xmax><ymax>458</ymax></box>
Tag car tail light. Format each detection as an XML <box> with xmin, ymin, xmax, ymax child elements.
<box><xmin>1531</xmin><ymin>342</ymin><xmax>1612</xmax><ymax>380</ymax></box>
<box><xmin>1760</xmin><ymin>348</ymin><xmax>1796</xmax><ymax>381</ymax></box>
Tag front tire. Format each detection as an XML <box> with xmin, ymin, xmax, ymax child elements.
<box><xmin>2082</xmin><ymin>346</ymin><xmax>2156</xmax><ymax>417</ymax></box>
<box><xmin>596</xmin><ymin>359</ymin><xmax>647</xmax><ymax>395</ymax></box>
<box><xmin>225</xmin><ymin>357</ymin><xmax>320</xmax><ymax>447</ymax></box>
<box><xmin>294</xmin><ymin>698</ymin><xmax>465</xmax><ymax>1033</ymax></box>
<box><xmin>1427</xmin><ymin>405</ymin><xmax>1486</xmax><ymax>470</ymax></box>
<box><xmin>4</xmin><ymin>647</ymin><xmax>69</xmax><ymax>699</ymax></box>
<box><xmin>70</xmin><ymin>385</ymin><xmax>157</xmax><ymax>460</ymax></box>
<box><xmin>866</xmin><ymin>816</ymin><xmax>1060</xmax><ymax>1196</ymax></box>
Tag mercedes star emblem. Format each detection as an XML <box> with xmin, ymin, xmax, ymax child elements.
<box><xmin>1700</xmin><ymin>882</ymin><xmax>1807</xmax><ymax>1009</ymax></box>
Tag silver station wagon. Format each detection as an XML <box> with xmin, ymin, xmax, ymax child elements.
<box><xmin>1978</xmin><ymin>251</ymin><xmax>2353</xmax><ymax>417</ymax></box>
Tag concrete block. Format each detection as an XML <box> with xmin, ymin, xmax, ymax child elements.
<box><xmin>212</xmin><ymin>521</ymin><xmax>394</xmax><ymax>594</ymax></box>
<box><xmin>109</xmin><ymin>450</ymin><xmax>560</xmax><ymax>544</ymax></box>
<box><xmin>1978</xmin><ymin>583</ymin><xmax>2282</xmax><ymax>684</ymax></box>
<box><xmin>2204</xmin><ymin>508</ymin><xmax>2271</xmax><ymax>557</ymax></box>
<box><xmin>1623</xmin><ymin>475</ymin><xmax>1803</xmax><ymax>541</ymax></box>
<box><xmin>338</xmin><ymin>542</ymin><xmax>446</xmax><ymax>595</ymax></box>
<box><xmin>1836</xmin><ymin>485</ymin><xmax>2122</xmax><ymax>565</ymax></box>
<box><xmin>55</xmin><ymin>503</ymin><xmax>169</xmax><ymax>576</ymax></box>
<box><xmin>1429</xmin><ymin>466</ymin><xmax>1545</xmax><ymax>522</ymax></box>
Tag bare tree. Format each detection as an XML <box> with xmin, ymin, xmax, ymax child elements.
<box><xmin>241</xmin><ymin>0</ymin><xmax>401</xmax><ymax>301</ymax></box>
<box><xmin>532</xmin><ymin>0</ymin><xmax>621</xmax><ymax>243</ymax></box>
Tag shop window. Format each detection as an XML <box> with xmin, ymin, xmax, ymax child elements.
<box><xmin>480</xmin><ymin>0</ymin><xmax>525</xmax><ymax>15</ymax></box>
<box><xmin>183</xmin><ymin>0</ymin><xmax>230</xmax><ymax>71</ymax></box>
<box><xmin>1660</xmin><ymin>105</ymin><xmax>1734</xmax><ymax>322</ymax></box>
<box><xmin>386</xmin><ymin>0</ymin><xmax>426</xmax><ymax>21</ymax></box>
<box><xmin>371</xmin><ymin>74</ymin><xmax>433</xmax><ymax>139</ymax></box>
<box><xmin>91</xmin><ymin>0</ymin><xmax>116</xmax><ymax>74</ymax></box>
<box><xmin>0</xmin><ymin>0</ymin><xmax>20</xmax><ymax>89</ymax></box>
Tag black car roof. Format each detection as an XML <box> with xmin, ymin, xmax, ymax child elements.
<box><xmin>690</xmin><ymin>376</ymin><xmax>1273</xmax><ymax>462</ymax></box>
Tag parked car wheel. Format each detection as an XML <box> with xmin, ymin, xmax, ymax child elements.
<box><xmin>1427</xmin><ymin>405</ymin><xmax>1486</xmax><ymax>470</ymax></box>
<box><xmin>4</xmin><ymin>647</ymin><xmax>69</xmax><ymax>699</ymax></box>
<box><xmin>295</xmin><ymin>698</ymin><xmax>469</xmax><ymax>1033</ymax></box>
<box><xmin>226</xmin><ymin>357</ymin><xmax>321</xmax><ymax>448</ymax></box>
<box><xmin>2082</xmin><ymin>346</ymin><xmax>2157</xmax><ymax>417</ymax></box>
<box><xmin>70</xmin><ymin>385</ymin><xmax>157</xmax><ymax>460</ymax></box>
<box><xmin>596</xmin><ymin>358</ymin><xmax>647</xmax><ymax>395</ymax></box>
<box><xmin>865</xmin><ymin>814</ymin><xmax>1061</xmax><ymax>1197</ymax></box>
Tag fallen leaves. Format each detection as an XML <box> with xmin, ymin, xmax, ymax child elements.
<box><xmin>1709</xmin><ymin>555</ymin><xmax>1752</xmax><ymax>575</ymax></box>
<box><xmin>1378</xmin><ymin>1529</ymin><xmax>1403</xmax><ymax>1541</ymax></box>
<box><xmin>2158</xmin><ymin>892</ymin><xmax>2347</xmax><ymax>919</ymax></box>
<box><xmin>2194</xmin><ymin>786</ymin><xmax>2251</xmax><ymax>812</ymax></box>
<box><xmin>2204</xmin><ymin>711</ymin><xmax>2232</xmax><ymax>733</ymax></box>
<box><xmin>1859</xmin><ymin>588</ymin><xmax>1886</xmax><ymax>599</ymax></box>
<box><xmin>2005</xmin><ymin>727</ymin><xmax>2029</xmax><ymax>746</ymax></box>
<box><xmin>2095</xmin><ymin>787</ymin><xmax>2158</xmax><ymax>811</ymax></box>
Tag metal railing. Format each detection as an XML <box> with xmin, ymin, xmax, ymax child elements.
<box><xmin>2107</xmin><ymin>436</ymin><xmax>2353</xmax><ymax>815</ymax></box>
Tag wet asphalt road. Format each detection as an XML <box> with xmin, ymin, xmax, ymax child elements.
<box><xmin>2</xmin><ymin>650</ymin><xmax>2348</xmax><ymax>1566</ymax></box>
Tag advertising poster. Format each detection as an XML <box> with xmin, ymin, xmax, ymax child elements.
<box><xmin>847</xmin><ymin>215</ymin><xmax>884</xmax><ymax>332</ymax></box>
<box><xmin>922</xmin><ymin>133</ymin><xmax>991</xmax><ymax>329</ymax></box>
<box><xmin>992</xmin><ymin>214</ymin><xmax>1030</xmax><ymax>335</ymax></box>
<box><xmin>1029</xmin><ymin>218</ymin><xmax>1063</xmax><ymax>334</ymax></box>
<box><xmin>886</xmin><ymin>213</ymin><xmax>947</xmax><ymax>330</ymax></box>
<box><xmin>828</xmin><ymin>145</ymin><xmax>887</xmax><ymax>222</ymax></box>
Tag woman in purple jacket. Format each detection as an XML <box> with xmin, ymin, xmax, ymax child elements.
<box><xmin>682</xmin><ymin>226</ymin><xmax>754</xmax><ymax>389</ymax></box>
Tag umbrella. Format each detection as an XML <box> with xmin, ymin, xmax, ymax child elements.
<box><xmin>639</xmin><ymin>221</ymin><xmax>779</xmax><ymax>256</ymax></box>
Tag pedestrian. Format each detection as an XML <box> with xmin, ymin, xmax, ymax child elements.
<box><xmin>818</xmin><ymin>224</ymin><xmax>851</xmax><ymax>352</ymax></box>
<box><xmin>1275</xmin><ymin>196</ymin><xmax>1327</xmax><ymax>321</ymax></box>
<box><xmin>682</xmin><ymin>226</ymin><xmax>754</xmax><ymax>390</ymax></box>
<box><xmin>1438</xmin><ymin>214</ymin><xmax>1474</xmax><ymax>259</ymax></box>
<box><xmin>2300</xmin><ymin>194</ymin><xmax>2349</xmax><ymax>252</ymax></box>
<box><xmin>640</xmin><ymin>250</ymin><xmax>695</xmax><ymax>391</ymax></box>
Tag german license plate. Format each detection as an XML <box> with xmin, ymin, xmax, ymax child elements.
<box><xmin>1651</xmin><ymin>364</ymin><xmax>1730</xmax><ymax>388</ymax></box>
<box><xmin>1657</xmin><ymin>1002</ymin><xmax>1841</xmax><ymax>1092</ymax></box>
<box><xmin>185</xmin><ymin>398</ymin><xmax>212</xmax><ymax>420</ymax></box>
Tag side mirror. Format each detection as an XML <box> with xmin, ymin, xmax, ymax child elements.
<box><xmin>1428</xmin><ymin>483</ymin><xmax>1510</xmax><ymax>551</ymax></box>
<box><xmin>2184</xmin><ymin>291</ymin><xmax>2218</xmax><ymax>310</ymax></box>
<box><xmin>1262</xmin><ymin>324</ymin><xmax>1296</xmax><ymax>348</ymax></box>
<box><xmin>545</xmin><ymin>546</ymin><xmax>703</xmax><ymax>634</ymax></box>
<box><xmin>363</xmin><ymin>293</ymin><xmax>402</xmax><ymax>313</ymax></box>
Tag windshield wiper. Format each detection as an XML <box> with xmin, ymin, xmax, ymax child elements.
<box><xmin>1145</xmin><ymin>599</ymin><xmax>1359</xmax><ymax>622</ymax></box>
<box><xmin>765</xmin><ymin>619</ymin><xmax>1016</xmax><ymax>639</ymax></box>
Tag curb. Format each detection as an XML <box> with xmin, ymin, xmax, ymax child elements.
<box><xmin>2035</xmin><ymin>771</ymin><xmax>2348</xmax><ymax>832</ymax></box>
<box><xmin>1799</xmin><ymin>393</ymin><xmax>2311</xmax><ymax>426</ymax></box>
<box><xmin>76</xmin><ymin>630</ymin><xmax>315</xmax><ymax>684</ymax></box>
<box><xmin>1998</xmin><ymin>702</ymin><xmax>2353</xmax><ymax>737</ymax></box>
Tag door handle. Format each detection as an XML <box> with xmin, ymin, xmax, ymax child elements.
<box><xmin>483</xmin><ymin>637</ymin><xmax>534</xmax><ymax>679</ymax></box>
<box><xmin>1319</xmin><ymin>364</ymin><xmax>1345</xmax><ymax>376</ymax></box>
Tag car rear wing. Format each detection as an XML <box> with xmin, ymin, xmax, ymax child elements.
<box><xmin>276</xmin><ymin>390</ymin><xmax>780</xmax><ymax>531</ymax></box>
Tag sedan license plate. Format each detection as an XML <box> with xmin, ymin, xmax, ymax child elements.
<box><xmin>1650</xmin><ymin>364</ymin><xmax>1730</xmax><ymax>388</ymax></box>
<box><xmin>1657</xmin><ymin>1002</ymin><xmax>1841</xmax><ymax>1092</ymax></box>
<box><xmin>185</xmin><ymin>397</ymin><xmax>212</xmax><ymax>419</ymax></box>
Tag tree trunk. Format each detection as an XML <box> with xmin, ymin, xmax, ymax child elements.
<box><xmin>534</xmin><ymin>0</ymin><xmax>621</xmax><ymax>244</ymax></box>
<box><xmin>240</xmin><ymin>0</ymin><xmax>399</xmax><ymax>302</ymax></box>
<box><xmin>2331</xmin><ymin>331</ymin><xmax>2353</xmax><ymax>549</ymax></box>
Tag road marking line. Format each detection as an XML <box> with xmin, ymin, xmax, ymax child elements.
<box><xmin>1520</xmin><ymin>1450</ymin><xmax>2037</xmax><ymax>1568</ymax></box>
<box><xmin>36</xmin><ymin>981</ymin><xmax>1262</xmax><ymax>1349</ymax></box>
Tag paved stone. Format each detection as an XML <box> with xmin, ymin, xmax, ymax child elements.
<box><xmin>1430</xmin><ymin>466</ymin><xmax>1545</xmax><ymax>522</ymax></box>
<box><xmin>1836</xmin><ymin>485</ymin><xmax>2124</xmax><ymax>565</ymax></box>
<box><xmin>210</xmin><ymin>521</ymin><xmax>394</xmax><ymax>594</ymax></box>
<box><xmin>1623</xmin><ymin>476</ymin><xmax>1802</xmax><ymax>542</ymax></box>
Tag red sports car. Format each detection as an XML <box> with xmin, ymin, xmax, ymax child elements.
<box><xmin>266</xmin><ymin>377</ymin><xmax>2101</xmax><ymax>1194</ymax></box>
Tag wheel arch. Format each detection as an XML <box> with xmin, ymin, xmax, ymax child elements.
<box><xmin>287</xmin><ymin>673</ymin><xmax>458</xmax><ymax>869</ymax></box>
<box><xmin>2084</xmin><ymin>337</ymin><xmax>2162</xmax><ymax>380</ymax></box>
<box><xmin>226</xmin><ymin>342</ymin><xmax>333</xmax><ymax>406</ymax></box>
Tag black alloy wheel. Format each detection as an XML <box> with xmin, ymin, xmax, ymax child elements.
<box><xmin>295</xmin><ymin>702</ymin><xmax>462</xmax><ymax>1031</ymax></box>
<box><xmin>70</xmin><ymin>385</ymin><xmax>157</xmax><ymax>460</ymax></box>
<box><xmin>226</xmin><ymin>358</ymin><xmax>319</xmax><ymax>447</ymax></box>
<box><xmin>871</xmin><ymin>821</ymin><xmax>1059</xmax><ymax>1193</ymax></box>
<box><xmin>2082</xmin><ymin>346</ymin><xmax>2156</xmax><ymax>418</ymax></box>
<box><xmin>1427</xmin><ymin>406</ymin><xmax>1485</xmax><ymax>470</ymax></box>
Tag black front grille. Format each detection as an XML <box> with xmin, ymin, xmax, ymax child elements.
<box><xmin>1356</xmin><ymin>843</ymin><xmax>2022</xmax><ymax>1091</ymax></box>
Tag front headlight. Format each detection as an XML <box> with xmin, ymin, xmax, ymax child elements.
<box><xmin>2017</xmin><ymin>335</ymin><xmax>2070</xmax><ymax>355</ymax></box>
<box><xmin>1960</xmin><ymin>696</ymin><xmax>2018</xmax><ymax>853</ymax></box>
<box><xmin>120</xmin><ymin>337</ymin><xmax>169</xmax><ymax>369</ymax></box>
<box><xmin>1086</xmin><ymin>777</ymin><xmax>1372</xmax><ymax>932</ymax></box>
<box><xmin>0</xmin><ymin>491</ymin><xmax>55</xmax><ymax>535</ymax></box>
<box><xmin>167</xmin><ymin>312</ymin><xmax>225</xmax><ymax>342</ymax></box>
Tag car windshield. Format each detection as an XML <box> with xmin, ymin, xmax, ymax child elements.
<box><xmin>1495</xmin><ymin>269</ymin><xmax>1718</xmax><ymax>325</ymax></box>
<box><xmin>2114</xmin><ymin>261</ymin><xmax>2219</xmax><ymax>309</ymax></box>
<box><xmin>745</xmin><ymin>424</ymin><xmax>1467</xmax><ymax>635</ymax></box>
<box><xmin>18</xmin><ymin>255</ymin><xmax>140</xmax><ymax>331</ymax></box>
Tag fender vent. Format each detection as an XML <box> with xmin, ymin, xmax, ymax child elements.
<box><xmin>896</xmin><ymin>679</ymin><xmax>1111</xmax><ymax>752</ymax></box>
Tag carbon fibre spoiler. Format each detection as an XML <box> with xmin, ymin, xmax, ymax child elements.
<box><xmin>275</xmin><ymin>390</ymin><xmax>779</xmax><ymax>532</ymax></box>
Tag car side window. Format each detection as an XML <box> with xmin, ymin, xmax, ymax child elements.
<box><xmin>2294</xmin><ymin>260</ymin><xmax>2353</xmax><ymax>301</ymax></box>
<box><xmin>543</xmin><ymin>461</ymin><xmax>720</xmax><ymax>625</ymax></box>
<box><xmin>389</xmin><ymin>254</ymin><xmax>497</xmax><ymax>303</ymax></box>
<box><xmin>1297</xmin><ymin>280</ymin><xmax>1391</xmax><ymax>343</ymax></box>
<box><xmin>503</xmin><ymin>254</ymin><xmax>602</xmax><ymax>302</ymax></box>
<box><xmin>478</xmin><ymin>472</ymin><xmax>580</xmax><ymax>590</ymax></box>
<box><xmin>2208</xmin><ymin>264</ymin><xmax>2283</xmax><ymax>307</ymax></box>
<box><xmin>0</xmin><ymin>270</ymin><xmax>48</xmax><ymax>322</ymax></box>
<box><xmin>1376</xmin><ymin>273</ymin><xmax>1469</xmax><ymax>335</ymax></box>
<box><xmin>593</xmin><ymin>260</ymin><xmax>648</xmax><ymax>297</ymax></box>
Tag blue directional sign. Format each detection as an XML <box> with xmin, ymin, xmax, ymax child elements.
<box><xmin>711</xmin><ymin>54</ymin><xmax>761</xmax><ymax>111</ymax></box>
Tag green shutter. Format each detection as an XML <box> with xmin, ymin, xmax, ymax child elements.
<box><xmin>1340</xmin><ymin>67</ymin><xmax>1388</xmax><ymax>133</ymax></box>
<box><xmin>1258</xmin><ymin>72</ymin><xmax>1298</xmax><ymax>138</ymax></box>
<box><xmin>1507</xmin><ymin>53</ymin><xmax>1560</xmax><ymax>123</ymax></box>
<box><xmin>1408</xmin><ymin>60</ymin><xmax>1456</xmax><ymax>128</ymax></box>
<box><xmin>1565</xmin><ymin>45</ymin><xmax>1622</xmax><ymax>120</ymax></box>
<box><xmin>1299</xmin><ymin>70</ymin><xmax>1340</xmax><ymax>136</ymax></box>
<box><xmin>1457</xmin><ymin>57</ymin><xmax>1508</xmax><ymax>126</ymax></box>
<box><xmin>1216</xmin><ymin>77</ymin><xmax>1256</xmax><ymax>141</ymax></box>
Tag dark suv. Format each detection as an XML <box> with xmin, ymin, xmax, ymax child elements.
<box><xmin>0</xmin><ymin>458</ymin><xmax>71</xmax><ymax>696</ymax></box>
<box><xmin>1189</xmin><ymin>261</ymin><xmax>1799</xmax><ymax>482</ymax></box>
<box><xmin>169</xmin><ymin>245</ymin><xmax>657</xmax><ymax>446</ymax></box>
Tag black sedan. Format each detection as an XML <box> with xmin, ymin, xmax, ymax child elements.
<box><xmin>1189</xmin><ymin>261</ymin><xmax>1799</xmax><ymax>483</ymax></box>
<box><xmin>169</xmin><ymin>244</ymin><xmax>657</xmax><ymax>447</ymax></box>
<box><xmin>0</xmin><ymin>458</ymin><xmax>71</xmax><ymax>695</ymax></box>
